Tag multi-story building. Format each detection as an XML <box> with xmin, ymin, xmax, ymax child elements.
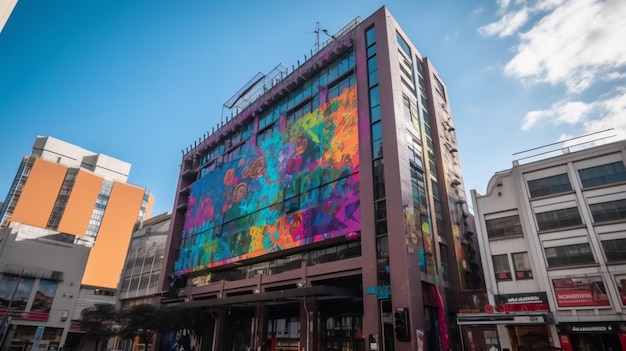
<box><xmin>0</xmin><ymin>136</ymin><xmax>153</xmax><ymax>350</ymax></box>
<box><xmin>160</xmin><ymin>6</ymin><xmax>479</xmax><ymax>351</ymax></box>
<box><xmin>118</xmin><ymin>212</ymin><xmax>170</xmax><ymax>306</ymax></box>
<box><xmin>467</xmin><ymin>139</ymin><xmax>626</xmax><ymax>351</ymax></box>
<box><xmin>0</xmin><ymin>223</ymin><xmax>89</xmax><ymax>351</ymax></box>
<box><xmin>110</xmin><ymin>213</ymin><xmax>171</xmax><ymax>351</ymax></box>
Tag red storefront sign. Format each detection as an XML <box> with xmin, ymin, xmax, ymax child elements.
<box><xmin>552</xmin><ymin>277</ymin><xmax>610</xmax><ymax>307</ymax></box>
<box><xmin>0</xmin><ymin>310</ymin><xmax>49</xmax><ymax>321</ymax></box>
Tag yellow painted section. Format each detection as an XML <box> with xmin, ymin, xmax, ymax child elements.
<box><xmin>57</xmin><ymin>170</ymin><xmax>103</xmax><ymax>236</ymax></box>
<box><xmin>11</xmin><ymin>158</ymin><xmax>66</xmax><ymax>227</ymax></box>
<box><xmin>82</xmin><ymin>182</ymin><xmax>145</xmax><ymax>288</ymax></box>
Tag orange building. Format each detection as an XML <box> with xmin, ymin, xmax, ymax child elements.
<box><xmin>0</xmin><ymin>136</ymin><xmax>153</xmax><ymax>289</ymax></box>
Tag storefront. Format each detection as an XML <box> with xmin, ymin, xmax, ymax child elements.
<box><xmin>557</xmin><ymin>322</ymin><xmax>626</xmax><ymax>351</ymax></box>
<box><xmin>457</xmin><ymin>292</ymin><xmax>557</xmax><ymax>351</ymax></box>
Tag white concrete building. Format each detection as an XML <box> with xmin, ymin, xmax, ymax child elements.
<box><xmin>468</xmin><ymin>139</ymin><xmax>626</xmax><ymax>351</ymax></box>
<box><xmin>0</xmin><ymin>223</ymin><xmax>90</xmax><ymax>351</ymax></box>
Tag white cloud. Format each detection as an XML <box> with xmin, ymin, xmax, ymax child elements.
<box><xmin>521</xmin><ymin>88</ymin><xmax>626</xmax><ymax>141</ymax></box>
<box><xmin>480</xmin><ymin>0</ymin><xmax>626</xmax><ymax>93</ymax></box>
<box><xmin>521</xmin><ymin>101</ymin><xmax>592</xmax><ymax>130</ymax></box>
<box><xmin>605</xmin><ymin>71</ymin><xmax>626</xmax><ymax>81</ymax></box>
<box><xmin>478</xmin><ymin>8</ymin><xmax>529</xmax><ymax>37</ymax></box>
<box><xmin>583</xmin><ymin>88</ymin><xmax>626</xmax><ymax>139</ymax></box>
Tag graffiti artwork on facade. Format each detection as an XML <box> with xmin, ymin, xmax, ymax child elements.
<box><xmin>175</xmin><ymin>86</ymin><xmax>359</xmax><ymax>272</ymax></box>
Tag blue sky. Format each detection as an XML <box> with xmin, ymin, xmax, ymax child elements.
<box><xmin>1</xmin><ymin>0</ymin><xmax>625</xmax><ymax>216</ymax></box>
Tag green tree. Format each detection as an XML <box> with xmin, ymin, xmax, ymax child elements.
<box><xmin>79</xmin><ymin>303</ymin><xmax>118</xmax><ymax>351</ymax></box>
<box><xmin>117</xmin><ymin>304</ymin><xmax>166</xmax><ymax>349</ymax></box>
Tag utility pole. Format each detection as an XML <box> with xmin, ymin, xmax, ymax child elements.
<box><xmin>0</xmin><ymin>270</ymin><xmax>23</xmax><ymax>351</ymax></box>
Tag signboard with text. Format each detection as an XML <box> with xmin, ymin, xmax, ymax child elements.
<box><xmin>494</xmin><ymin>292</ymin><xmax>550</xmax><ymax>312</ymax></box>
<box><xmin>552</xmin><ymin>277</ymin><xmax>609</xmax><ymax>307</ymax></box>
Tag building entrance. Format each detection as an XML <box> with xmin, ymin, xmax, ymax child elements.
<box><xmin>225</xmin><ymin>314</ymin><xmax>253</xmax><ymax>351</ymax></box>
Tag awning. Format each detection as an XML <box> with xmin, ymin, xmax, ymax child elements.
<box><xmin>165</xmin><ymin>285</ymin><xmax>361</xmax><ymax>308</ymax></box>
<box><xmin>457</xmin><ymin>312</ymin><xmax>553</xmax><ymax>325</ymax></box>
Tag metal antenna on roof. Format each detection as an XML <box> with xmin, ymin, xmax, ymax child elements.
<box><xmin>314</xmin><ymin>22</ymin><xmax>326</xmax><ymax>52</ymax></box>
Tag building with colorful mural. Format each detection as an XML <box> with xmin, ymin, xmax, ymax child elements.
<box><xmin>161</xmin><ymin>7</ymin><xmax>479</xmax><ymax>351</ymax></box>
<box><xmin>467</xmin><ymin>138</ymin><xmax>626</xmax><ymax>351</ymax></box>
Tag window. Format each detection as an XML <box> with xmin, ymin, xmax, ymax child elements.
<box><xmin>602</xmin><ymin>238</ymin><xmax>626</xmax><ymax>262</ymax></box>
<box><xmin>428</xmin><ymin>152</ymin><xmax>437</xmax><ymax>176</ymax></box>
<box><xmin>486</xmin><ymin>214</ymin><xmax>523</xmax><ymax>239</ymax></box>
<box><xmin>369</xmin><ymin>85</ymin><xmax>380</xmax><ymax>111</ymax></box>
<box><xmin>256</xmin><ymin>123</ymin><xmax>275</xmax><ymax>146</ymax></box>
<box><xmin>433</xmin><ymin>76</ymin><xmax>446</xmax><ymax>99</ymax></box>
<box><xmin>535</xmin><ymin>207</ymin><xmax>582</xmax><ymax>231</ymax></box>
<box><xmin>373</xmin><ymin>159</ymin><xmax>385</xmax><ymax>200</ymax></box>
<box><xmin>440</xmin><ymin>243</ymin><xmax>451</xmax><ymax>283</ymax></box>
<box><xmin>492</xmin><ymin>254</ymin><xmax>512</xmax><ymax>281</ymax></box>
<box><xmin>544</xmin><ymin>243</ymin><xmax>595</xmax><ymax>267</ymax></box>
<box><xmin>579</xmin><ymin>161</ymin><xmax>626</xmax><ymax>188</ymax></box>
<box><xmin>528</xmin><ymin>173</ymin><xmax>572</xmax><ymax>198</ymax></box>
<box><xmin>284</xmin><ymin>194</ymin><xmax>300</xmax><ymax>213</ymax></box>
<box><xmin>590</xmin><ymin>199</ymin><xmax>626</xmax><ymax>223</ymax></box>
<box><xmin>365</xmin><ymin>27</ymin><xmax>376</xmax><ymax>47</ymax></box>
<box><xmin>396</xmin><ymin>32</ymin><xmax>411</xmax><ymax>57</ymax></box>
<box><xmin>367</xmin><ymin>55</ymin><xmax>379</xmax><ymax>86</ymax></box>
<box><xmin>374</xmin><ymin>200</ymin><xmax>387</xmax><ymax>235</ymax></box>
<box><xmin>512</xmin><ymin>252</ymin><xmax>533</xmax><ymax>279</ymax></box>
<box><xmin>370</xmin><ymin>121</ymin><xmax>382</xmax><ymax>160</ymax></box>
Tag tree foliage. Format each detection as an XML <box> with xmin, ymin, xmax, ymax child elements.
<box><xmin>78</xmin><ymin>303</ymin><xmax>212</xmax><ymax>349</ymax></box>
<box><xmin>79</xmin><ymin>303</ymin><xmax>118</xmax><ymax>351</ymax></box>
<box><xmin>117</xmin><ymin>304</ymin><xmax>166</xmax><ymax>345</ymax></box>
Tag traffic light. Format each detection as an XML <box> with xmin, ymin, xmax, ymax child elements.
<box><xmin>394</xmin><ymin>308</ymin><xmax>410</xmax><ymax>341</ymax></box>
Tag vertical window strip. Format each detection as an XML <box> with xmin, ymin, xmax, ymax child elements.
<box><xmin>86</xmin><ymin>179</ymin><xmax>113</xmax><ymax>238</ymax></box>
<box><xmin>47</xmin><ymin>168</ymin><xmax>79</xmax><ymax>230</ymax></box>
<box><xmin>138</xmin><ymin>191</ymin><xmax>151</xmax><ymax>222</ymax></box>
<box><xmin>0</xmin><ymin>157</ymin><xmax>33</xmax><ymax>226</ymax></box>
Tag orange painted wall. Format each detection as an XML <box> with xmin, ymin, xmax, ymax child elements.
<box><xmin>81</xmin><ymin>182</ymin><xmax>145</xmax><ymax>288</ymax></box>
<box><xmin>57</xmin><ymin>170</ymin><xmax>103</xmax><ymax>236</ymax></box>
<box><xmin>11</xmin><ymin>158</ymin><xmax>66</xmax><ymax>227</ymax></box>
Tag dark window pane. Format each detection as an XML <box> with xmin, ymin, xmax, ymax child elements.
<box><xmin>492</xmin><ymin>254</ymin><xmax>512</xmax><ymax>281</ymax></box>
<box><xmin>544</xmin><ymin>243</ymin><xmax>595</xmax><ymax>267</ymax></box>
<box><xmin>486</xmin><ymin>215</ymin><xmax>523</xmax><ymax>239</ymax></box>
<box><xmin>601</xmin><ymin>238</ymin><xmax>626</xmax><ymax>262</ymax></box>
<box><xmin>528</xmin><ymin>173</ymin><xmax>572</xmax><ymax>198</ymax></box>
<box><xmin>536</xmin><ymin>207</ymin><xmax>582</xmax><ymax>231</ymax></box>
<box><xmin>512</xmin><ymin>252</ymin><xmax>533</xmax><ymax>279</ymax></box>
<box><xmin>366</xmin><ymin>27</ymin><xmax>376</xmax><ymax>46</ymax></box>
<box><xmin>590</xmin><ymin>199</ymin><xmax>626</xmax><ymax>223</ymax></box>
<box><xmin>579</xmin><ymin>161</ymin><xmax>626</xmax><ymax>188</ymax></box>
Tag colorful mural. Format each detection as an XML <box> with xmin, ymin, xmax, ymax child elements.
<box><xmin>175</xmin><ymin>86</ymin><xmax>360</xmax><ymax>273</ymax></box>
<box><xmin>404</xmin><ymin>135</ymin><xmax>436</xmax><ymax>279</ymax></box>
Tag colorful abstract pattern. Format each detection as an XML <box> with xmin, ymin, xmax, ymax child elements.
<box><xmin>175</xmin><ymin>86</ymin><xmax>360</xmax><ymax>273</ymax></box>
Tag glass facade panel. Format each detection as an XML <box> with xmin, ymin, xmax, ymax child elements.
<box><xmin>396</xmin><ymin>32</ymin><xmax>411</xmax><ymax>57</ymax></box>
<box><xmin>512</xmin><ymin>252</ymin><xmax>533</xmax><ymax>279</ymax></box>
<box><xmin>527</xmin><ymin>173</ymin><xmax>572</xmax><ymax>198</ymax></box>
<box><xmin>590</xmin><ymin>199</ymin><xmax>626</xmax><ymax>223</ymax></box>
<box><xmin>579</xmin><ymin>161</ymin><xmax>626</xmax><ymax>188</ymax></box>
<box><xmin>485</xmin><ymin>215</ymin><xmax>523</xmax><ymax>239</ymax></box>
<box><xmin>544</xmin><ymin>243</ymin><xmax>595</xmax><ymax>267</ymax></box>
<box><xmin>535</xmin><ymin>207</ymin><xmax>582</xmax><ymax>231</ymax></box>
<box><xmin>602</xmin><ymin>238</ymin><xmax>626</xmax><ymax>262</ymax></box>
<box><xmin>492</xmin><ymin>254</ymin><xmax>512</xmax><ymax>281</ymax></box>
